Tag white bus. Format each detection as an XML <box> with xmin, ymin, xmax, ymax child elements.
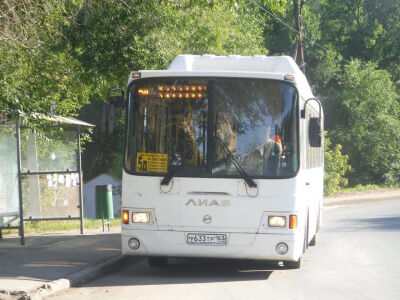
<box><xmin>118</xmin><ymin>55</ymin><xmax>323</xmax><ymax>269</ymax></box>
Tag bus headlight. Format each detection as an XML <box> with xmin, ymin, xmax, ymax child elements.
<box><xmin>268</xmin><ymin>216</ymin><xmax>286</xmax><ymax>227</ymax></box>
<box><xmin>132</xmin><ymin>212</ymin><xmax>151</xmax><ymax>223</ymax></box>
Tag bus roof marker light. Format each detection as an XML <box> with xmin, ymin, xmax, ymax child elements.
<box><xmin>284</xmin><ymin>74</ymin><xmax>294</xmax><ymax>81</ymax></box>
<box><xmin>132</xmin><ymin>72</ymin><xmax>141</xmax><ymax>78</ymax></box>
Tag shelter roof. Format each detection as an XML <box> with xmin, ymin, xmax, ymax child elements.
<box><xmin>2</xmin><ymin>110</ymin><xmax>94</xmax><ymax>127</ymax></box>
<box><xmin>29</xmin><ymin>113</ymin><xmax>94</xmax><ymax>127</ymax></box>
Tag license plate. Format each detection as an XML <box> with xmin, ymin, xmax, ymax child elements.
<box><xmin>186</xmin><ymin>233</ymin><xmax>228</xmax><ymax>245</ymax></box>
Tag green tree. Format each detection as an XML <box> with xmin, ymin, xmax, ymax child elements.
<box><xmin>314</xmin><ymin>0</ymin><xmax>400</xmax><ymax>82</ymax></box>
<box><xmin>324</xmin><ymin>133</ymin><xmax>351</xmax><ymax>195</ymax></box>
<box><xmin>66</xmin><ymin>0</ymin><xmax>267</xmax><ymax>180</ymax></box>
<box><xmin>0</xmin><ymin>0</ymin><xmax>89</xmax><ymax>118</ymax></box>
<box><xmin>328</xmin><ymin>60</ymin><xmax>400</xmax><ymax>185</ymax></box>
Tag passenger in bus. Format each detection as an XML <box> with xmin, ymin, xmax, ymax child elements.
<box><xmin>259</xmin><ymin>132</ymin><xmax>283</xmax><ymax>176</ymax></box>
<box><xmin>267</xmin><ymin>134</ymin><xmax>283</xmax><ymax>156</ymax></box>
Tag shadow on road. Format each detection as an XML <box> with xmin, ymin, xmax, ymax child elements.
<box><xmin>352</xmin><ymin>217</ymin><xmax>400</xmax><ymax>231</ymax></box>
<box><xmin>85</xmin><ymin>258</ymin><xmax>279</xmax><ymax>287</ymax></box>
<box><xmin>326</xmin><ymin>216</ymin><xmax>400</xmax><ymax>232</ymax></box>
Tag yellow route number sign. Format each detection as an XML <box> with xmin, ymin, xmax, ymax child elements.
<box><xmin>136</xmin><ymin>152</ymin><xmax>168</xmax><ymax>173</ymax></box>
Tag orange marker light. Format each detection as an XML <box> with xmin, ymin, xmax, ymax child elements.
<box><xmin>123</xmin><ymin>210</ymin><xmax>129</xmax><ymax>224</ymax></box>
<box><xmin>289</xmin><ymin>215</ymin><xmax>297</xmax><ymax>229</ymax></box>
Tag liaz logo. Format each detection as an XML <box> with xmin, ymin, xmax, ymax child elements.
<box><xmin>185</xmin><ymin>199</ymin><xmax>230</xmax><ymax>207</ymax></box>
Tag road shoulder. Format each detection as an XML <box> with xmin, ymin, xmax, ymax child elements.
<box><xmin>324</xmin><ymin>188</ymin><xmax>400</xmax><ymax>207</ymax></box>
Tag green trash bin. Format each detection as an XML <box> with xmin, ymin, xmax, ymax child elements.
<box><xmin>95</xmin><ymin>184</ymin><xmax>114</xmax><ymax>220</ymax></box>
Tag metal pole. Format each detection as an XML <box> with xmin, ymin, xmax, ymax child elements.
<box><xmin>293</xmin><ymin>0</ymin><xmax>305</xmax><ymax>72</ymax></box>
<box><xmin>16</xmin><ymin>121</ymin><xmax>25</xmax><ymax>245</ymax></box>
<box><xmin>77</xmin><ymin>127</ymin><xmax>84</xmax><ymax>234</ymax></box>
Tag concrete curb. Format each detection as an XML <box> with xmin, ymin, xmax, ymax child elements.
<box><xmin>324</xmin><ymin>190</ymin><xmax>400</xmax><ymax>207</ymax></box>
<box><xmin>13</xmin><ymin>256</ymin><xmax>130</xmax><ymax>300</ymax></box>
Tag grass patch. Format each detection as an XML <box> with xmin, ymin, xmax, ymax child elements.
<box><xmin>328</xmin><ymin>183</ymin><xmax>400</xmax><ymax>196</ymax></box>
<box><xmin>1</xmin><ymin>218</ymin><xmax>121</xmax><ymax>235</ymax></box>
<box><xmin>340</xmin><ymin>184</ymin><xmax>382</xmax><ymax>192</ymax></box>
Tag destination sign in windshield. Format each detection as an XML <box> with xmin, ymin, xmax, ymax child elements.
<box><xmin>136</xmin><ymin>82</ymin><xmax>208</xmax><ymax>100</ymax></box>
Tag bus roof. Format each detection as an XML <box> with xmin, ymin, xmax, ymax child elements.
<box><xmin>168</xmin><ymin>55</ymin><xmax>300</xmax><ymax>74</ymax></box>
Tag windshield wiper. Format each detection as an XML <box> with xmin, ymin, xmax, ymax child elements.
<box><xmin>161</xmin><ymin>136</ymin><xmax>204</xmax><ymax>186</ymax></box>
<box><xmin>215</xmin><ymin>136</ymin><xmax>257</xmax><ymax>188</ymax></box>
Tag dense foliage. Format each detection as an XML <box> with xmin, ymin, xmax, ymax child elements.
<box><xmin>324</xmin><ymin>133</ymin><xmax>351</xmax><ymax>195</ymax></box>
<box><xmin>2</xmin><ymin>0</ymin><xmax>399</xmax><ymax>189</ymax></box>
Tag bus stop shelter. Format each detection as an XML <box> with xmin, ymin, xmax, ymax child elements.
<box><xmin>0</xmin><ymin>112</ymin><xmax>94</xmax><ymax>245</ymax></box>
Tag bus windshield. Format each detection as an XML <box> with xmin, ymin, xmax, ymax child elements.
<box><xmin>125</xmin><ymin>77</ymin><xmax>299</xmax><ymax>179</ymax></box>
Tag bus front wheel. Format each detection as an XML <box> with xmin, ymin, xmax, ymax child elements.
<box><xmin>309</xmin><ymin>233</ymin><xmax>317</xmax><ymax>246</ymax></box>
<box><xmin>147</xmin><ymin>256</ymin><xmax>168</xmax><ymax>267</ymax></box>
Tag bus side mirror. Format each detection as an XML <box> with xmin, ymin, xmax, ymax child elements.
<box><xmin>309</xmin><ymin>117</ymin><xmax>321</xmax><ymax>147</ymax></box>
<box><xmin>101</xmin><ymin>88</ymin><xmax>125</xmax><ymax>135</ymax></box>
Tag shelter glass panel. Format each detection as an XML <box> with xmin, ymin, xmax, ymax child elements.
<box><xmin>22</xmin><ymin>173</ymin><xmax>80</xmax><ymax>219</ymax></box>
<box><xmin>21</xmin><ymin>128</ymin><xmax>78</xmax><ymax>173</ymax></box>
<box><xmin>0</xmin><ymin>123</ymin><xmax>19</xmax><ymax>227</ymax></box>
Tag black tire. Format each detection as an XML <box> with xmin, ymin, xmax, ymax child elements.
<box><xmin>305</xmin><ymin>211</ymin><xmax>310</xmax><ymax>249</ymax></box>
<box><xmin>309</xmin><ymin>233</ymin><xmax>317</xmax><ymax>246</ymax></box>
<box><xmin>147</xmin><ymin>256</ymin><xmax>168</xmax><ymax>267</ymax></box>
<box><xmin>310</xmin><ymin>208</ymin><xmax>321</xmax><ymax>246</ymax></box>
<box><xmin>285</xmin><ymin>257</ymin><xmax>302</xmax><ymax>269</ymax></box>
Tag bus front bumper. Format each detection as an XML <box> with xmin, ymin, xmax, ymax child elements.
<box><xmin>121</xmin><ymin>229</ymin><xmax>304</xmax><ymax>262</ymax></box>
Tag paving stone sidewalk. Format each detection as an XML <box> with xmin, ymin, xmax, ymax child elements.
<box><xmin>0</xmin><ymin>227</ymin><xmax>124</xmax><ymax>300</ymax></box>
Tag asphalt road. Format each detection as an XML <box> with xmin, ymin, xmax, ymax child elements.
<box><xmin>50</xmin><ymin>199</ymin><xmax>400</xmax><ymax>300</ymax></box>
